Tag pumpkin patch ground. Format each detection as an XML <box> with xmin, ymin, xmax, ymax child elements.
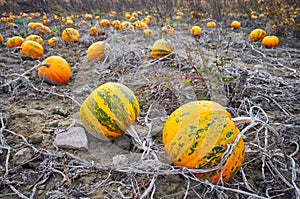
<box><xmin>0</xmin><ymin>1</ymin><xmax>300</xmax><ymax>199</ymax></box>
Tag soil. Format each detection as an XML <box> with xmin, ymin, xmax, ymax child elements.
<box><xmin>0</xmin><ymin>9</ymin><xmax>300</xmax><ymax>199</ymax></box>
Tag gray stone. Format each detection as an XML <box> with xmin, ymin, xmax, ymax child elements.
<box><xmin>13</xmin><ymin>148</ymin><xmax>34</xmax><ymax>166</ymax></box>
<box><xmin>54</xmin><ymin>127</ymin><xmax>88</xmax><ymax>150</ymax></box>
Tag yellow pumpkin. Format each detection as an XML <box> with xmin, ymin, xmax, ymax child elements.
<box><xmin>249</xmin><ymin>29</ymin><xmax>266</xmax><ymax>41</ymax></box>
<box><xmin>143</xmin><ymin>29</ymin><xmax>153</xmax><ymax>38</ymax></box>
<box><xmin>25</xmin><ymin>34</ymin><xmax>44</xmax><ymax>47</ymax></box>
<box><xmin>6</xmin><ymin>36</ymin><xmax>24</xmax><ymax>48</ymax></box>
<box><xmin>151</xmin><ymin>38</ymin><xmax>174</xmax><ymax>59</ymax></box>
<box><xmin>190</xmin><ymin>26</ymin><xmax>201</xmax><ymax>36</ymax></box>
<box><xmin>20</xmin><ymin>40</ymin><xmax>44</xmax><ymax>59</ymax></box>
<box><xmin>163</xmin><ymin>100</ymin><xmax>245</xmax><ymax>183</ymax></box>
<box><xmin>86</xmin><ymin>41</ymin><xmax>112</xmax><ymax>61</ymax></box>
<box><xmin>48</xmin><ymin>37</ymin><xmax>59</xmax><ymax>47</ymax></box>
<box><xmin>231</xmin><ymin>20</ymin><xmax>241</xmax><ymax>29</ymax></box>
<box><xmin>261</xmin><ymin>36</ymin><xmax>279</xmax><ymax>48</ymax></box>
<box><xmin>112</xmin><ymin>20</ymin><xmax>121</xmax><ymax>30</ymax></box>
<box><xmin>38</xmin><ymin>56</ymin><xmax>71</xmax><ymax>84</ymax></box>
<box><xmin>61</xmin><ymin>28</ymin><xmax>80</xmax><ymax>43</ymax></box>
<box><xmin>206</xmin><ymin>21</ymin><xmax>217</xmax><ymax>28</ymax></box>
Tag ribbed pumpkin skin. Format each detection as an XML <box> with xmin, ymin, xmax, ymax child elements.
<box><xmin>20</xmin><ymin>40</ymin><xmax>44</xmax><ymax>59</ymax></box>
<box><xmin>7</xmin><ymin>36</ymin><xmax>24</xmax><ymax>48</ymax></box>
<box><xmin>80</xmin><ymin>82</ymin><xmax>140</xmax><ymax>140</ymax></box>
<box><xmin>151</xmin><ymin>39</ymin><xmax>173</xmax><ymax>58</ymax></box>
<box><xmin>86</xmin><ymin>41</ymin><xmax>112</xmax><ymax>61</ymax></box>
<box><xmin>61</xmin><ymin>28</ymin><xmax>80</xmax><ymax>43</ymax></box>
<box><xmin>0</xmin><ymin>33</ymin><xmax>4</xmax><ymax>44</ymax></box>
<box><xmin>261</xmin><ymin>36</ymin><xmax>279</xmax><ymax>48</ymax></box>
<box><xmin>38</xmin><ymin>56</ymin><xmax>71</xmax><ymax>84</ymax></box>
<box><xmin>25</xmin><ymin>34</ymin><xmax>45</xmax><ymax>47</ymax></box>
<box><xmin>163</xmin><ymin>100</ymin><xmax>245</xmax><ymax>183</ymax></box>
<box><xmin>249</xmin><ymin>29</ymin><xmax>266</xmax><ymax>41</ymax></box>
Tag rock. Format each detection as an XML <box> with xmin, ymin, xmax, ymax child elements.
<box><xmin>13</xmin><ymin>148</ymin><xmax>34</xmax><ymax>166</ymax></box>
<box><xmin>28</xmin><ymin>133</ymin><xmax>43</xmax><ymax>144</ymax></box>
<box><xmin>54</xmin><ymin>127</ymin><xmax>88</xmax><ymax>150</ymax></box>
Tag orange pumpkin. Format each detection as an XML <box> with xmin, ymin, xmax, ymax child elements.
<box><xmin>61</xmin><ymin>28</ymin><xmax>80</xmax><ymax>43</ymax></box>
<box><xmin>231</xmin><ymin>20</ymin><xmax>241</xmax><ymax>29</ymax></box>
<box><xmin>90</xmin><ymin>26</ymin><xmax>101</xmax><ymax>36</ymax></box>
<box><xmin>0</xmin><ymin>33</ymin><xmax>4</xmax><ymax>44</ymax></box>
<box><xmin>206</xmin><ymin>21</ymin><xmax>217</xmax><ymax>28</ymax></box>
<box><xmin>261</xmin><ymin>36</ymin><xmax>279</xmax><ymax>48</ymax></box>
<box><xmin>143</xmin><ymin>29</ymin><xmax>153</xmax><ymax>38</ymax></box>
<box><xmin>86</xmin><ymin>41</ymin><xmax>112</xmax><ymax>61</ymax></box>
<box><xmin>112</xmin><ymin>20</ymin><xmax>121</xmax><ymax>30</ymax></box>
<box><xmin>6</xmin><ymin>36</ymin><xmax>24</xmax><ymax>48</ymax></box>
<box><xmin>48</xmin><ymin>37</ymin><xmax>59</xmax><ymax>47</ymax></box>
<box><xmin>100</xmin><ymin>19</ymin><xmax>110</xmax><ymax>28</ymax></box>
<box><xmin>20</xmin><ymin>40</ymin><xmax>44</xmax><ymax>59</ymax></box>
<box><xmin>38</xmin><ymin>56</ymin><xmax>71</xmax><ymax>84</ymax></box>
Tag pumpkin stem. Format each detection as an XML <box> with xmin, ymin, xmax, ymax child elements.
<box><xmin>232</xmin><ymin>116</ymin><xmax>252</xmax><ymax>126</ymax></box>
<box><xmin>40</xmin><ymin>63</ymin><xmax>50</xmax><ymax>67</ymax></box>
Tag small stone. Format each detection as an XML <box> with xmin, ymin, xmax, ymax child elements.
<box><xmin>13</xmin><ymin>148</ymin><xmax>34</xmax><ymax>166</ymax></box>
<box><xmin>28</xmin><ymin>133</ymin><xmax>43</xmax><ymax>144</ymax></box>
<box><xmin>48</xmin><ymin>120</ymin><xmax>59</xmax><ymax>128</ymax></box>
<box><xmin>54</xmin><ymin>127</ymin><xmax>88</xmax><ymax>150</ymax></box>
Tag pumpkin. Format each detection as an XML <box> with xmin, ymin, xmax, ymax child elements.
<box><xmin>38</xmin><ymin>56</ymin><xmax>71</xmax><ymax>84</ymax></box>
<box><xmin>190</xmin><ymin>26</ymin><xmax>201</xmax><ymax>36</ymax></box>
<box><xmin>90</xmin><ymin>26</ymin><xmax>101</xmax><ymax>36</ymax></box>
<box><xmin>151</xmin><ymin>38</ymin><xmax>174</xmax><ymax>59</ymax></box>
<box><xmin>100</xmin><ymin>19</ymin><xmax>110</xmax><ymax>28</ymax></box>
<box><xmin>112</xmin><ymin>20</ymin><xmax>122</xmax><ymax>30</ymax></box>
<box><xmin>249</xmin><ymin>29</ymin><xmax>266</xmax><ymax>41</ymax></box>
<box><xmin>162</xmin><ymin>100</ymin><xmax>245</xmax><ymax>183</ymax></box>
<box><xmin>0</xmin><ymin>33</ymin><xmax>4</xmax><ymax>44</ymax></box>
<box><xmin>48</xmin><ymin>37</ymin><xmax>59</xmax><ymax>47</ymax></box>
<box><xmin>27</xmin><ymin>22</ymin><xmax>43</xmax><ymax>30</ymax></box>
<box><xmin>20</xmin><ymin>40</ymin><xmax>44</xmax><ymax>59</ymax></box>
<box><xmin>261</xmin><ymin>36</ymin><xmax>279</xmax><ymax>48</ymax></box>
<box><xmin>206</xmin><ymin>21</ymin><xmax>217</xmax><ymax>28</ymax></box>
<box><xmin>231</xmin><ymin>20</ymin><xmax>241</xmax><ymax>29</ymax></box>
<box><xmin>143</xmin><ymin>29</ymin><xmax>153</xmax><ymax>38</ymax></box>
<box><xmin>86</xmin><ymin>41</ymin><xmax>112</xmax><ymax>61</ymax></box>
<box><xmin>6</xmin><ymin>36</ymin><xmax>24</xmax><ymax>48</ymax></box>
<box><xmin>80</xmin><ymin>82</ymin><xmax>140</xmax><ymax>140</ymax></box>
<box><xmin>162</xmin><ymin>25</ymin><xmax>174</xmax><ymax>36</ymax></box>
<box><xmin>61</xmin><ymin>28</ymin><xmax>80</xmax><ymax>43</ymax></box>
<box><xmin>25</xmin><ymin>34</ymin><xmax>44</xmax><ymax>47</ymax></box>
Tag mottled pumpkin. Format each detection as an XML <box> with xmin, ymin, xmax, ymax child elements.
<box><xmin>231</xmin><ymin>20</ymin><xmax>241</xmax><ymax>29</ymax></box>
<box><xmin>80</xmin><ymin>82</ymin><xmax>140</xmax><ymax>140</ymax></box>
<box><xmin>20</xmin><ymin>40</ymin><xmax>44</xmax><ymax>59</ymax></box>
<box><xmin>25</xmin><ymin>34</ymin><xmax>44</xmax><ymax>47</ymax></box>
<box><xmin>206</xmin><ymin>21</ymin><xmax>217</xmax><ymax>28</ymax></box>
<box><xmin>190</xmin><ymin>26</ymin><xmax>201</xmax><ymax>36</ymax></box>
<box><xmin>86</xmin><ymin>41</ymin><xmax>112</xmax><ymax>61</ymax></box>
<box><xmin>249</xmin><ymin>29</ymin><xmax>266</xmax><ymax>41</ymax></box>
<box><xmin>61</xmin><ymin>28</ymin><xmax>80</xmax><ymax>43</ymax></box>
<box><xmin>38</xmin><ymin>56</ymin><xmax>71</xmax><ymax>84</ymax></box>
<box><xmin>261</xmin><ymin>36</ymin><xmax>279</xmax><ymax>48</ymax></box>
<box><xmin>6</xmin><ymin>36</ymin><xmax>24</xmax><ymax>48</ymax></box>
<box><xmin>163</xmin><ymin>100</ymin><xmax>245</xmax><ymax>183</ymax></box>
<box><xmin>151</xmin><ymin>38</ymin><xmax>174</xmax><ymax>59</ymax></box>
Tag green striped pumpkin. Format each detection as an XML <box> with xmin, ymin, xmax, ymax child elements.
<box><xmin>80</xmin><ymin>82</ymin><xmax>140</xmax><ymax>140</ymax></box>
<box><xmin>163</xmin><ymin>100</ymin><xmax>245</xmax><ymax>183</ymax></box>
<box><xmin>249</xmin><ymin>28</ymin><xmax>266</xmax><ymax>41</ymax></box>
<box><xmin>151</xmin><ymin>38</ymin><xmax>173</xmax><ymax>58</ymax></box>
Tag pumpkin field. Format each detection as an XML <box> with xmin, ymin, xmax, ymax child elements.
<box><xmin>0</xmin><ymin>0</ymin><xmax>300</xmax><ymax>198</ymax></box>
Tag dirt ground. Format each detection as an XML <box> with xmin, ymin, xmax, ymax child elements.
<box><xmin>0</xmin><ymin>11</ymin><xmax>300</xmax><ymax>199</ymax></box>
